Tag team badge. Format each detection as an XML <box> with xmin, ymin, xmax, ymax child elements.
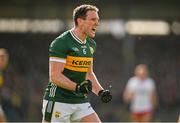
<box><xmin>89</xmin><ymin>47</ymin><xmax>94</xmax><ymax>54</ymax></box>
<box><xmin>54</xmin><ymin>111</ymin><xmax>61</xmax><ymax>118</ymax></box>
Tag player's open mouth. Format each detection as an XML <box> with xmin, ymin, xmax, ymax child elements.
<box><xmin>92</xmin><ymin>28</ymin><xmax>96</xmax><ymax>33</ymax></box>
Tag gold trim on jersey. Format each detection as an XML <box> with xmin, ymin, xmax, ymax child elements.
<box><xmin>64</xmin><ymin>55</ymin><xmax>92</xmax><ymax>72</ymax></box>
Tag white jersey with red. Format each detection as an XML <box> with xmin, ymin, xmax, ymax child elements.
<box><xmin>126</xmin><ymin>76</ymin><xmax>155</xmax><ymax>113</ymax></box>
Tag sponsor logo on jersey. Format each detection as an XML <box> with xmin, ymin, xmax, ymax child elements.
<box><xmin>65</xmin><ymin>56</ymin><xmax>92</xmax><ymax>72</ymax></box>
<box><xmin>72</xmin><ymin>60</ymin><xmax>91</xmax><ymax>66</ymax></box>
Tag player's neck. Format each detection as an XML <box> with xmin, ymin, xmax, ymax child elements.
<box><xmin>72</xmin><ymin>27</ymin><xmax>87</xmax><ymax>43</ymax></box>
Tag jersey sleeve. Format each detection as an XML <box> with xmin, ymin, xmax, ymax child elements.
<box><xmin>149</xmin><ymin>78</ymin><xmax>156</xmax><ymax>91</ymax></box>
<box><xmin>126</xmin><ymin>78</ymin><xmax>136</xmax><ymax>92</ymax></box>
<box><xmin>49</xmin><ymin>37</ymin><xmax>68</xmax><ymax>63</ymax></box>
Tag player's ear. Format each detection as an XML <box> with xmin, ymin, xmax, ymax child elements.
<box><xmin>77</xmin><ymin>18</ymin><xmax>84</xmax><ymax>26</ymax></box>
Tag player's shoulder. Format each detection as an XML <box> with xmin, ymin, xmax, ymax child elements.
<box><xmin>126</xmin><ymin>77</ymin><xmax>138</xmax><ymax>88</ymax></box>
<box><xmin>87</xmin><ymin>37</ymin><xmax>96</xmax><ymax>46</ymax></box>
<box><xmin>146</xmin><ymin>77</ymin><xmax>154</xmax><ymax>83</ymax></box>
<box><xmin>50</xmin><ymin>30</ymin><xmax>70</xmax><ymax>47</ymax></box>
<box><xmin>56</xmin><ymin>30</ymin><xmax>71</xmax><ymax>41</ymax></box>
<box><xmin>146</xmin><ymin>77</ymin><xmax>155</xmax><ymax>84</ymax></box>
<box><xmin>129</xmin><ymin>77</ymin><xmax>137</xmax><ymax>82</ymax></box>
<box><xmin>128</xmin><ymin>77</ymin><xmax>138</xmax><ymax>84</ymax></box>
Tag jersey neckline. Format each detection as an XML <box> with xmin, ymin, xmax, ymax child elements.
<box><xmin>69</xmin><ymin>29</ymin><xmax>87</xmax><ymax>45</ymax></box>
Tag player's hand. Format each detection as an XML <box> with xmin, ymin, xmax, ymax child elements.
<box><xmin>76</xmin><ymin>80</ymin><xmax>92</xmax><ymax>94</ymax></box>
<box><xmin>98</xmin><ymin>90</ymin><xmax>112</xmax><ymax>103</ymax></box>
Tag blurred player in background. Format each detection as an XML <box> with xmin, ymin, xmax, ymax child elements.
<box><xmin>0</xmin><ymin>48</ymin><xmax>8</xmax><ymax>122</ymax></box>
<box><xmin>42</xmin><ymin>4</ymin><xmax>112</xmax><ymax>122</ymax></box>
<box><xmin>123</xmin><ymin>64</ymin><xmax>157</xmax><ymax>122</ymax></box>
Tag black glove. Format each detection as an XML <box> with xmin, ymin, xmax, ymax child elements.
<box><xmin>98</xmin><ymin>90</ymin><xmax>112</xmax><ymax>103</ymax></box>
<box><xmin>76</xmin><ymin>80</ymin><xmax>92</xmax><ymax>94</ymax></box>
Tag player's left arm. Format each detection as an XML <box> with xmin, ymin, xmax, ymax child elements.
<box><xmin>86</xmin><ymin>63</ymin><xmax>112</xmax><ymax>103</ymax></box>
<box><xmin>86</xmin><ymin>63</ymin><xmax>103</xmax><ymax>95</ymax></box>
<box><xmin>150</xmin><ymin>80</ymin><xmax>158</xmax><ymax>109</ymax></box>
<box><xmin>151</xmin><ymin>89</ymin><xmax>158</xmax><ymax>109</ymax></box>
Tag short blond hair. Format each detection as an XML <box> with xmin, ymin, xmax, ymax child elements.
<box><xmin>134</xmin><ymin>64</ymin><xmax>149</xmax><ymax>75</ymax></box>
<box><xmin>73</xmin><ymin>4</ymin><xmax>99</xmax><ymax>26</ymax></box>
<box><xmin>0</xmin><ymin>48</ymin><xmax>8</xmax><ymax>57</ymax></box>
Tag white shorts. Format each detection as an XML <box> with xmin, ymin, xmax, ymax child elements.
<box><xmin>42</xmin><ymin>99</ymin><xmax>95</xmax><ymax>122</ymax></box>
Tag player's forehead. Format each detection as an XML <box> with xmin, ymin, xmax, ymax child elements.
<box><xmin>85</xmin><ymin>10</ymin><xmax>99</xmax><ymax>20</ymax></box>
<box><xmin>0</xmin><ymin>53</ymin><xmax>7</xmax><ymax>57</ymax></box>
<box><xmin>0</xmin><ymin>55</ymin><xmax>7</xmax><ymax>60</ymax></box>
<box><xmin>0</xmin><ymin>49</ymin><xmax>7</xmax><ymax>55</ymax></box>
<box><xmin>0</xmin><ymin>50</ymin><xmax>8</xmax><ymax>60</ymax></box>
<box><xmin>137</xmin><ymin>68</ymin><xmax>147</xmax><ymax>72</ymax></box>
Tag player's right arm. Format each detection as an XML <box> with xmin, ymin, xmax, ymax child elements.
<box><xmin>50</xmin><ymin>60</ymin><xmax>92</xmax><ymax>94</ymax></box>
<box><xmin>49</xmin><ymin>37</ymin><xmax>77</xmax><ymax>91</ymax></box>
<box><xmin>50</xmin><ymin>61</ymin><xmax>76</xmax><ymax>91</ymax></box>
<box><xmin>123</xmin><ymin>88</ymin><xmax>134</xmax><ymax>103</ymax></box>
<box><xmin>123</xmin><ymin>78</ymin><xmax>134</xmax><ymax>103</ymax></box>
<box><xmin>49</xmin><ymin>37</ymin><xmax>92</xmax><ymax>93</ymax></box>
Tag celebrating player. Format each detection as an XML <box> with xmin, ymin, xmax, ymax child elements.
<box><xmin>123</xmin><ymin>64</ymin><xmax>157</xmax><ymax>122</ymax></box>
<box><xmin>42</xmin><ymin>4</ymin><xmax>112</xmax><ymax>122</ymax></box>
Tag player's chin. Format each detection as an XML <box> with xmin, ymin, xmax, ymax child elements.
<box><xmin>89</xmin><ymin>33</ymin><xmax>96</xmax><ymax>38</ymax></box>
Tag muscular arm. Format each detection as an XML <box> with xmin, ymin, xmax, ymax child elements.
<box><xmin>86</xmin><ymin>64</ymin><xmax>103</xmax><ymax>95</ymax></box>
<box><xmin>123</xmin><ymin>88</ymin><xmax>134</xmax><ymax>103</ymax></box>
<box><xmin>49</xmin><ymin>61</ymin><xmax>76</xmax><ymax>91</ymax></box>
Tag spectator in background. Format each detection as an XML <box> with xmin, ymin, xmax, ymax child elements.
<box><xmin>0</xmin><ymin>48</ymin><xmax>8</xmax><ymax>122</ymax></box>
<box><xmin>123</xmin><ymin>64</ymin><xmax>157</xmax><ymax>122</ymax></box>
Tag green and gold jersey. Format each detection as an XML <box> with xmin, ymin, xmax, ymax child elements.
<box><xmin>0</xmin><ymin>70</ymin><xmax>4</xmax><ymax>87</ymax></box>
<box><xmin>43</xmin><ymin>29</ymin><xmax>96</xmax><ymax>103</ymax></box>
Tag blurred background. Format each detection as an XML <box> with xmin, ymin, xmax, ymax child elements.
<box><xmin>0</xmin><ymin>0</ymin><xmax>180</xmax><ymax>122</ymax></box>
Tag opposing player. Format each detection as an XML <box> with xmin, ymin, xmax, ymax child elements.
<box><xmin>0</xmin><ymin>48</ymin><xmax>8</xmax><ymax>122</ymax></box>
<box><xmin>123</xmin><ymin>64</ymin><xmax>157</xmax><ymax>122</ymax></box>
<box><xmin>42</xmin><ymin>4</ymin><xmax>112</xmax><ymax>122</ymax></box>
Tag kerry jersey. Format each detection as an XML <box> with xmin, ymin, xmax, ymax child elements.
<box><xmin>44</xmin><ymin>29</ymin><xmax>96</xmax><ymax>103</ymax></box>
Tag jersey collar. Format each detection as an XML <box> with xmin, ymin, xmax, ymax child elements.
<box><xmin>70</xmin><ymin>29</ymin><xmax>87</xmax><ymax>44</ymax></box>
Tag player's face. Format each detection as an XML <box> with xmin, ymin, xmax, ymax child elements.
<box><xmin>0</xmin><ymin>55</ymin><xmax>8</xmax><ymax>70</ymax></box>
<box><xmin>136</xmin><ymin>68</ymin><xmax>148</xmax><ymax>80</ymax></box>
<box><xmin>82</xmin><ymin>10</ymin><xmax>99</xmax><ymax>38</ymax></box>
